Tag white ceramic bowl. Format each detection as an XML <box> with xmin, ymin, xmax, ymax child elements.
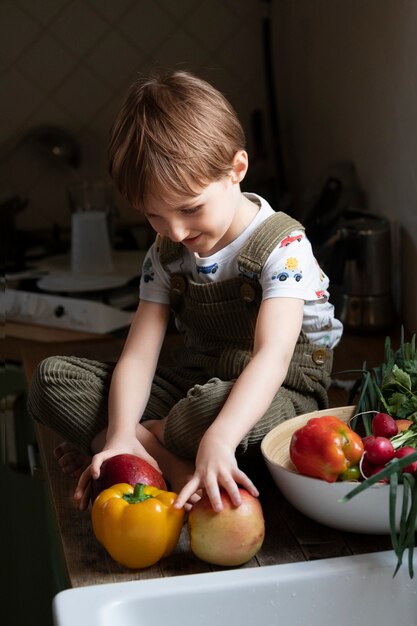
<box><xmin>261</xmin><ymin>406</ymin><xmax>411</xmax><ymax>534</ymax></box>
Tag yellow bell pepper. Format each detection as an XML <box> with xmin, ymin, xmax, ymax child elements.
<box><xmin>91</xmin><ymin>482</ymin><xmax>184</xmax><ymax>569</ymax></box>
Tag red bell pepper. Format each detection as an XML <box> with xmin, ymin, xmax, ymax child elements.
<box><xmin>289</xmin><ymin>416</ymin><xmax>364</xmax><ymax>483</ymax></box>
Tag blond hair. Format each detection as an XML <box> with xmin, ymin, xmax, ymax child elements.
<box><xmin>108</xmin><ymin>70</ymin><xmax>246</xmax><ymax>210</ymax></box>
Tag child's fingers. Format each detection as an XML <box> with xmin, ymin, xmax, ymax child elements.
<box><xmin>173</xmin><ymin>476</ymin><xmax>201</xmax><ymax>509</ymax></box>
<box><xmin>74</xmin><ymin>464</ymin><xmax>92</xmax><ymax>500</ymax></box>
<box><xmin>243</xmin><ymin>481</ymin><xmax>259</xmax><ymax>497</ymax></box>
<box><xmin>205</xmin><ymin>479</ymin><xmax>223</xmax><ymax>512</ymax></box>
<box><xmin>78</xmin><ymin>481</ymin><xmax>92</xmax><ymax>511</ymax></box>
<box><xmin>218</xmin><ymin>476</ymin><xmax>242</xmax><ymax>508</ymax></box>
<box><xmin>90</xmin><ymin>453</ymin><xmax>105</xmax><ymax>478</ymax></box>
<box><xmin>219</xmin><ymin>472</ymin><xmax>257</xmax><ymax>508</ymax></box>
<box><xmin>235</xmin><ymin>469</ymin><xmax>259</xmax><ymax>497</ymax></box>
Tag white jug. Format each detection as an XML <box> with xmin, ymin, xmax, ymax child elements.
<box><xmin>71</xmin><ymin>211</ymin><xmax>114</xmax><ymax>275</ymax></box>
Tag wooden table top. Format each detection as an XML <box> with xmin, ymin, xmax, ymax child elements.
<box><xmin>21</xmin><ymin>330</ymin><xmax>400</xmax><ymax>589</ymax></box>
<box><xmin>34</xmin><ymin>420</ymin><xmax>393</xmax><ymax>588</ymax></box>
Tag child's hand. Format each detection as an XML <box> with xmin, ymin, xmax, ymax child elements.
<box><xmin>73</xmin><ymin>437</ymin><xmax>160</xmax><ymax>511</ymax></box>
<box><xmin>74</xmin><ymin>463</ymin><xmax>93</xmax><ymax>511</ymax></box>
<box><xmin>174</xmin><ymin>433</ymin><xmax>258</xmax><ymax>513</ymax></box>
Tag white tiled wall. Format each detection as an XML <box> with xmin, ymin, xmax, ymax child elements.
<box><xmin>1</xmin><ymin>0</ymin><xmax>268</xmax><ymax>230</ymax></box>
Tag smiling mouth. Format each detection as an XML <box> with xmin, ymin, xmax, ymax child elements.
<box><xmin>183</xmin><ymin>234</ymin><xmax>201</xmax><ymax>244</ymax></box>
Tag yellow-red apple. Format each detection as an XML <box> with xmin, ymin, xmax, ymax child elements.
<box><xmin>188</xmin><ymin>488</ymin><xmax>265</xmax><ymax>566</ymax></box>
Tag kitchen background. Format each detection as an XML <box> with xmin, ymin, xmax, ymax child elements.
<box><xmin>1</xmin><ymin>1</ymin><xmax>417</xmax><ymax>625</ymax></box>
<box><xmin>2</xmin><ymin>0</ymin><xmax>269</xmax><ymax>230</ymax></box>
<box><xmin>2</xmin><ymin>0</ymin><xmax>416</xmax><ymax>328</ymax></box>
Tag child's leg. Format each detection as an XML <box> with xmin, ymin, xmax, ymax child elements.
<box><xmin>157</xmin><ymin>377</ymin><xmax>325</xmax><ymax>459</ymax></box>
<box><xmin>28</xmin><ymin>355</ymin><xmax>114</xmax><ymax>455</ymax></box>
<box><xmin>161</xmin><ymin>378</ymin><xmax>235</xmax><ymax>458</ymax></box>
<box><xmin>28</xmin><ymin>356</ymin><xmax>196</xmax><ymax>494</ymax></box>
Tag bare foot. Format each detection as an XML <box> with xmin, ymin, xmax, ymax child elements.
<box><xmin>54</xmin><ymin>442</ymin><xmax>90</xmax><ymax>479</ymax></box>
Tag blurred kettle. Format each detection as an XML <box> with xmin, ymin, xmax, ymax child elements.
<box><xmin>331</xmin><ymin>211</ymin><xmax>395</xmax><ymax>332</ymax></box>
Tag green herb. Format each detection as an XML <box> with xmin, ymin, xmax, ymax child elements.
<box><xmin>344</xmin><ymin>329</ymin><xmax>417</xmax><ymax>578</ymax></box>
<box><xmin>391</xmin><ymin>427</ymin><xmax>417</xmax><ymax>450</ymax></box>
<box><xmin>354</xmin><ymin>330</ymin><xmax>417</xmax><ymax>422</ymax></box>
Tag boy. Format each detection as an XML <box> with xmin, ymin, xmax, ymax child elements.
<box><xmin>28</xmin><ymin>70</ymin><xmax>342</xmax><ymax>512</ymax></box>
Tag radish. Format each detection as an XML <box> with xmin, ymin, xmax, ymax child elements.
<box><xmin>362</xmin><ymin>435</ymin><xmax>374</xmax><ymax>446</ymax></box>
<box><xmin>394</xmin><ymin>446</ymin><xmax>417</xmax><ymax>475</ymax></box>
<box><xmin>365</xmin><ymin>464</ymin><xmax>389</xmax><ymax>483</ymax></box>
<box><xmin>363</xmin><ymin>436</ymin><xmax>395</xmax><ymax>465</ymax></box>
<box><xmin>371</xmin><ymin>412</ymin><xmax>398</xmax><ymax>438</ymax></box>
<box><xmin>359</xmin><ymin>455</ymin><xmax>389</xmax><ymax>482</ymax></box>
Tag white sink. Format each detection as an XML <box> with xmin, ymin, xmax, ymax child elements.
<box><xmin>53</xmin><ymin>550</ymin><xmax>417</xmax><ymax>626</ymax></box>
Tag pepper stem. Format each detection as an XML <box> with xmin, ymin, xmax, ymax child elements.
<box><xmin>122</xmin><ymin>483</ymin><xmax>153</xmax><ymax>504</ymax></box>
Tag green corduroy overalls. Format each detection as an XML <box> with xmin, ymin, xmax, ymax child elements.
<box><xmin>28</xmin><ymin>212</ymin><xmax>333</xmax><ymax>458</ymax></box>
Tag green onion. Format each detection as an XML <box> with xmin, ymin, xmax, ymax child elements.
<box><xmin>340</xmin><ymin>451</ymin><xmax>417</xmax><ymax>578</ymax></box>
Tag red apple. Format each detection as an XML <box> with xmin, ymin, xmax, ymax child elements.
<box><xmin>91</xmin><ymin>454</ymin><xmax>167</xmax><ymax>502</ymax></box>
<box><xmin>188</xmin><ymin>488</ymin><xmax>265</xmax><ymax>566</ymax></box>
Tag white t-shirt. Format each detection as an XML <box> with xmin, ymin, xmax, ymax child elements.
<box><xmin>139</xmin><ymin>193</ymin><xmax>343</xmax><ymax>348</ymax></box>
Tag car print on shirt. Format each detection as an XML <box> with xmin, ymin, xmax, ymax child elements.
<box><xmin>279</xmin><ymin>233</ymin><xmax>304</xmax><ymax>247</ymax></box>
<box><xmin>142</xmin><ymin>256</ymin><xmax>155</xmax><ymax>283</ymax></box>
<box><xmin>272</xmin><ymin>257</ymin><xmax>303</xmax><ymax>282</ymax></box>
<box><xmin>196</xmin><ymin>262</ymin><xmax>219</xmax><ymax>275</ymax></box>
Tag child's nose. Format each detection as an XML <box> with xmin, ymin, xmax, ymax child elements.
<box><xmin>166</xmin><ymin>219</ymin><xmax>187</xmax><ymax>242</ymax></box>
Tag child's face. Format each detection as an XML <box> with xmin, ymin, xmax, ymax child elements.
<box><xmin>144</xmin><ymin>173</ymin><xmax>253</xmax><ymax>257</ymax></box>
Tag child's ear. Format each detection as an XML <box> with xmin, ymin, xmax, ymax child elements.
<box><xmin>230</xmin><ymin>150</ymin><xmax>248</xmax><ymax>184</ymax></box>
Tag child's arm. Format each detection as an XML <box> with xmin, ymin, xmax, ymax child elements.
<box><xmin>74</xmin><ymin>299</ymin><xmax>170</xmax><ymax>504</ymax></box>
<box><xmin>99</xmin><ymin>299</ymin><xmax>170</xmax><ymax>456</ymax></box>
<box><xmin>174</xmin><ymin>296</ymin><xmax>305</xmax><ymax>512</ymax></box>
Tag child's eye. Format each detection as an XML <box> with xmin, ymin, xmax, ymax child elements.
<box><xmin>181</xmin><ymin>206</ymin><xmax>200</xmax><ymax>215</ymax></box>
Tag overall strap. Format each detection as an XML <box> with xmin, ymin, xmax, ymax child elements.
<box><xmin>237</xmin><ymin>211</ymin><xmax>304</xmax><ymax>279</ymax></box>
<box><xmin>158</xmin><ymin>236</ymin><xmax>183</xmax><ymax>271</ymax></box>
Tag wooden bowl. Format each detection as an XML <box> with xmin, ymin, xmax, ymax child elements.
<box><xmin>261</xmin><ymin>406</ymin><xmax>408</xmax><ymax>534</ymax></box>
